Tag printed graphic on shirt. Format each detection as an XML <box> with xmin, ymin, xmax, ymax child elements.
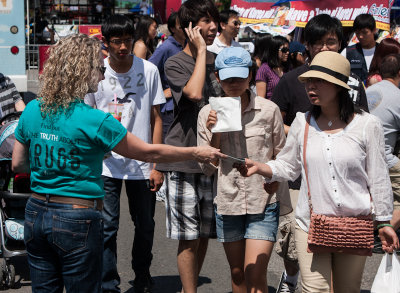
<box><xmin>98</xmin><ymin>73</ymin><xmax>147</xmax><ymax>120</ymax></box>
<box><xmin>117</xmin><ymin>92</ymin><xmax>135</xmax><ymax>104</ymax></box>
<box><xmin>367</xmin><ymin>90</ymin><xmax>382</xmax><ymax>111</ymax></box>
<box><xmin>30</xmin><ymin>123</ymin><xmax>81</xmax><ymax>173</ymax></box>
<box><xmin>348</xmin><ymin>75</ymin><xmax>360</xmax><ymax>104</ymax></box>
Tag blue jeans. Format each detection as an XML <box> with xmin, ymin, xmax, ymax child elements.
<box><xmin>102</xmin><ymin>177</ymin><xmax>156</xmax><ymax>292</ymax></box>
<box><xmin>24</xmin><ymin>197</ymin><xmax>103</xmax><ymax>293</ymax></box>
<box><xmin>215</xmin><ymin>202</ymin><xmax>280</xmax><ymax>242</ymax></box>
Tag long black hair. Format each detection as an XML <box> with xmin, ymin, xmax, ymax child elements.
<box><xmin>134</xmin><ymin>15</ymin><xmax>157</xmax><ymax>53</ymax></box>
<box><xmin>311</xmin><ymin>87</ymin><xmax>362</xmax><ymax>123</ymax></box>
<box><xmin>252</xmin><ymin>33</ymin><xmax>272</xmax><ymax>63</ymax></box>
<box><xmin>261</xmin><ymin>35</ymin><xmax>289</xmax><ymax>70</ymax></box>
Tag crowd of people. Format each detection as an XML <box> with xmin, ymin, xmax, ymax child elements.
<box><xmin>1</xmin><ymin>0</ymin><xmax>400</xmax><ymax>292</ymax></box>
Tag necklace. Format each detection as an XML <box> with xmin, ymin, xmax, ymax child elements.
<box><xmin>327</xmin><ymin>117</ymin><xmax>339</xmax><ymax>128</ymax></box>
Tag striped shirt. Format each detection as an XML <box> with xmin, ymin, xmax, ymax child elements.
<box><xmin>255</xmin><ymin>63</ymin><xmax>281</xmax><ymax>100</ymax></box>
<box><xmin>0</xmin><ymin>74</ymin><xmax>22</xmax><ymax>118</ymax></box>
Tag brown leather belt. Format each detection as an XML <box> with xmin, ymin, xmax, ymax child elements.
<box><xmin>32</xmin><ymin>193</ymin><xmax>103</xmax><ymax>211</ymax></box>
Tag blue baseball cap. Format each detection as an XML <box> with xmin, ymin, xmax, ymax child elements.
<box><xmin>215</xmin><ymin>47</ymin><xmax>252</xmax><ymax>80</ymax></box>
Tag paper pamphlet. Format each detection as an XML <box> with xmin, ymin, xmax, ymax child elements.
<box><xmin>209</xmin><ymin>97</ymin><xmax>242</xmax><ymax>133</ymax></box>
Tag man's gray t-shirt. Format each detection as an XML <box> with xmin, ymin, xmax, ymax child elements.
<box><xmin>156</xmin><ymin>50</ymin><xmax>222</xmax><ymax>173</ymax></box>
<box><xmin>367</xmin><ymin>80</ymin><xmax>400</xmax><ymax>168</ymax></box>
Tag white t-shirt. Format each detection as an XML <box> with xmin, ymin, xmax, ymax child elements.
<box><xmin>85</xmin><ymin>56</ymin><xmax>166</xmax><ymax>179</ymax></box>
<box><xmin>207</xmin><ymin>37</ymin><xmax>242</xmax><ymax>55</ymax></box>
<box><xmin>362</xmin><ymin>47</ymin><xmax>375</xmax><ymax>71</ymax></box>
<box><xmin>341</xmin><ymin>46</ymin><xmax>376</xmax><ymax>71</ymax></box>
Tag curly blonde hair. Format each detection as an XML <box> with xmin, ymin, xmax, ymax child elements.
<box><xmin>38</xmin><ymin>34</ymin><xmax>101</xmax><ymax>115</ymax></box>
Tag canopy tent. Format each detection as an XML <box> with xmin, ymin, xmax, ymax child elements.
<box><xmin>230</xmin><ymin>0</ymin><xmax>393</xmax><ymax>31</ymax></box>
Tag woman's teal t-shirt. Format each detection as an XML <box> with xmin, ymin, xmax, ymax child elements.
<box><xmin>14</xmin><ymin>99</ymin><xmax>127</xmax><ymax>199</ymax></box>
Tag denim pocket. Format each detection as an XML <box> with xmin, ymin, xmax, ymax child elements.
<box><xmin>53</xmin><ymin>215</ymin><xmax>91</xmax><ymax>253</ymax></box>
<box><xmin>24</xmin><ymin>209</ymin><xmax>37</xmax><ymax>244</ymax></box>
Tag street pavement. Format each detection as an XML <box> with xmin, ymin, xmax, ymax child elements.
<box><xmin>1</xmin><ymin>189</ymin><xmax>383</xmax><ymax>292</ymax></box>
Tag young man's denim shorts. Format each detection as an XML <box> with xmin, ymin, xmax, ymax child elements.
<box><xmin>215</xmin><ymin>202</ymin><xmax>280</xmax><ymax>242</ymax></box>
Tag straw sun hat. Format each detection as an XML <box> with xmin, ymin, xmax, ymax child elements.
<box><xmin>298</xmin><ymin>51</ymin><xmax>351</xmax><ymax>90</ymax></box>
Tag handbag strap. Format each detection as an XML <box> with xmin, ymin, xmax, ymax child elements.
<box><xmin>302</xmin><ymin>113</ymin><xmax>313</xmax><ymax>212</ymax></box>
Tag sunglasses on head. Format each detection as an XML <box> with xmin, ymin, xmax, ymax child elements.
<box><xmin>279</xmin><ymin>47</ymin><xmax>290</xmax><ymax>54</ymax></box>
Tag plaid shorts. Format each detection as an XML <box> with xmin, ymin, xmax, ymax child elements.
<box><xmin>165</xmin><ymin>171</ymin><xmax>216</xmax><ymax>240</ymax></box>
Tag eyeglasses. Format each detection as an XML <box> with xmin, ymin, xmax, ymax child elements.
<box><xmin>98</xmin><ymin>66</ymin><xmax>106</xmax><ymax>75</ymax></box>
<box><xmin>312</xmin><ymin>40</ymin><xmax>339</xmax><ymax>50</ymax></box>
<box><xmin>108</xmin><ymin>38</ymin><xmax>134</xmax><ymax>46</ymax></box>
<box><xmin>279</xmin><ymin>47</ymin><xmax>290</xmax><ymax>54</ymax></box>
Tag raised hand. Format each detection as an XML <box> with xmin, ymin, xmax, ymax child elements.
<box><xmin>206</xmin><ymin>110</ymin><xmax>217</xmax><ymax>132</ymax></box>
<box><xmin>185</xmin><ymin>22</ymin><xmax>206</xmax><ymax>53</ymax></box>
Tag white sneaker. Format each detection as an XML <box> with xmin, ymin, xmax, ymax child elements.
<box><xmin>276</xmin><ymin>272</ymin><xmax>297</xmax><ymax>293</ymax></box>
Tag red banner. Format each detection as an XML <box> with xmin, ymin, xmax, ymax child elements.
<box><xmin>79</xmin><ymin>25</ymin><xmax>102</xmax><ymax>39</ymax></box>
<box><xmin>231</xmin><ymin>0</ymin><xmax>393</xmax><ymax>30</ymax></box>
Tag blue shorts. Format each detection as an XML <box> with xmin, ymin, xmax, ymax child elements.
<box><xmin>215</xmin><ymin>202</ymin><xmax>280</xmax><ymax>243</ymax></box>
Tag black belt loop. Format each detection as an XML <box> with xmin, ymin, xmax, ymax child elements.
<box><xmin>45</xmin><ymin>194</ymin><xmax>50</xmax><ymax>202</ymax></box>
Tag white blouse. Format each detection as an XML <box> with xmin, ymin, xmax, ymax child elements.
<box><xmin>267</xmin><ymin>111</ymin><xmax>393</xmax><ymax>233</ymax></box>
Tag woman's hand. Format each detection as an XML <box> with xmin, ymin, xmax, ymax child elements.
<box><xmin>206</xmin><ymin>110</ymin><xmax>217</xmax><ymax>132</ymax></box>
<box><xmin>264</xmin><ymin>182</ymin><xmax>280</xmax><ymax>194</ymax></box>
<box><xmin>235</xmin><ymin>158</ymin><xmax>274</xmax><ymax>178</ymax></box>
<box><xmin>193</xmin><ymin>145</ymin><xmax>225</xmax><ymax>163</ymax></box>
<box><xmin>234</xmin><ymin>158</ymin><xmax>259</xmax><ymax>177</ymax></box>
<box><xmin>185</xmin><ymin>22</ymin><xmax>206</xmax><ymax>53</ymax></box>
<box><xmin>379</xmin><ymin>226</ymin><xmax>400</xmax><ymax>253</ymax></box>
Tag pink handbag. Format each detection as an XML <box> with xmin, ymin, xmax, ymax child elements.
<box><xmin>303</xmin><ymin>114</ymin><xmax>374</xmax><ymax>256</ymax></box>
